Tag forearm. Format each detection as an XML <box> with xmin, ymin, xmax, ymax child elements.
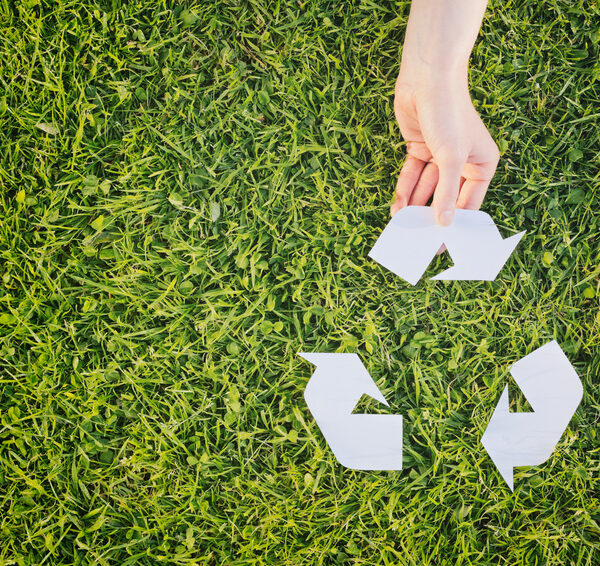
<box><xmin>399</xmin><ymin>0</ymin><xmax>488</xmax><ymax>87</ymax></box>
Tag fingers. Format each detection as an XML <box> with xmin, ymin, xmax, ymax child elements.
<box><xmin>432</xmin><ymin>152</ymin><xmax>465</xmax><ymax>226</ymax></box>
<box><xmin>457</xmin><ymin>144</ymin><xmax>500</xmax><ymax>210</ymax></box>
<box><xmin>392</xmin><ymin>138</ymin><xmax>499</xmax><ymax>220</ymax></box>
<box><xmin>391</xmin><ymin>155</ymin><xmax>425</xmax><ymax>216</ymax></box>
<box><xmin>457</xmin><ymin>179</ymin><xmax>491</xmax><ymax>210</ymax></box>
<box><xmin>408</xmin><ymin>162</ymin><xmax>439</xmax><ymax>205</ymax></box>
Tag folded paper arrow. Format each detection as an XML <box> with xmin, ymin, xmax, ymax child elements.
<box><xmin>298</xmin><ymin>353</ymin><xmax>403</xmax><ymax>470</ymax></box>
<box><xmin>481</xmin><ymin>341</ymin><xmax>583</xmax><ymax>490</ymax></box>
<box><xmin>368</xmin><ymin>206</ymin><xmax>525</xmax><ymax>285</ymax></box>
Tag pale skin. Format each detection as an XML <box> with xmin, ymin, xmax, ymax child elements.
<box><xmin>391</xmin><ymin>0</ymin><xmax>499</xmax><ymax>226</ymax></box>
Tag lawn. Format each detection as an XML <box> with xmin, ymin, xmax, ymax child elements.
<box><xmin>0</xmin><ymin>0</ymin><xmax>599</xmax><ymax>564</ymax></box>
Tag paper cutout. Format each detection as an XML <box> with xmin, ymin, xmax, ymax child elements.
<box><xmin>368</xmin><ymin>206</ymin><xmax>525</xmax><ymax>285</ymax></box>
<box><xmin>481</xmin><ymin>341</ymin><xmax>583</xmax><ymax>490</ymax></box>
<box><xmin>299</xmin><ymin>353</ymin><xmax>403</xmax><ymax>470</ymax></box>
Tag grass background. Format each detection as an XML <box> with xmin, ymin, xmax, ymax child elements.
<box><xmin>1</xmin><ymin>0</ymin><xmax>599</xmax><ymax>563</ymax></box>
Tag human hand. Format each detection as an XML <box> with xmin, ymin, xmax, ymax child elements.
<box><xmin>391</xmin><ymin>0</ymin><xmax>498</xmax><ymax>226</ymax></box>
<box><xmin>390</xmin><ymin>78</ymin><xmax>500</xmax><ymax>225</ymax></box>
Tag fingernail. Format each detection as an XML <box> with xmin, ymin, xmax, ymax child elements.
<box><xmin>439</xmin><ymin>210</ymin><xmax>454</xmax><ymax>226</ymax></box>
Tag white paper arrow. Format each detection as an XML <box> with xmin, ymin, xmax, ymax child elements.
<box><xmin>481</xmin><ymin>341</ymin><xmax>583</xmax><ymax>490</ymax></box>
<box><xmin>368</xmin><ymin>206</ymin><xmax>525</xmax><ymax>285</ymax></box>
<box><xmin>298</xmin><ymin>353</ymin><xmax>403</xmax><ymax>470</ymax></box>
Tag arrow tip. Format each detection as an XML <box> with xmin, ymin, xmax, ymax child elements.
<box><xmin>298</xmin><ymin>352</ymin><xmax>324</xmax><ymax>365</ymax></box>
<box><xmin>298</xmin><ymin>352</ymin><xmax>354</xmax><ymax>366</ymax></box>
<box><xmin>497</xmin><ymin>460</ymin><xmax>515</xmax><ymax>492</ymax></box>
<box><xmin>491</xmin><ymin>230</ymin><xmax>526</xmax><ymax>279</ymax></box>
<box><xmin>482</xmin><ymin>387</ymin><xmax>515</xmax><ymax>490</ymax></box>
<box><xmin>298</xmin><ymin>352</ymin><xmax>389</xmax><ymax>407</ymax></box>
<box><xmin>431</xmin><ymin>230</ymin><xmax>526</xmax><ymax>281</ymax></box>
<box><xmin>502</xmin><ymin>229</ymin><xmax>526</xmax><ymax>252</ymax></box>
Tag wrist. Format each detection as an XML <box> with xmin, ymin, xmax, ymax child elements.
<box><xmin>396</xmin><ymin>59</ymin><xmax>469</xmax><ymax>99</ymax></box>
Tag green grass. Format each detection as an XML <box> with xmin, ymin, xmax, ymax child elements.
<box><xmin>0</xmin><ymin>0</ymin><xmax>599</xmax><ymax>564</ymax></box>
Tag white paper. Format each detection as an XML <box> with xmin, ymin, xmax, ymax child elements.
<box><xmin>299</xmin><ymin>353</ymin><xmax>403</xmax><ymax>470</ymax></box>
<box><xmin>481</xmin><ymin>341</ymin><xmax>583</xmax><ymax>490</ymax></box>
<box><xmin>368</xmin><ymin>206</ymin><xmax>525</xmax><ymax>285</ymax></box>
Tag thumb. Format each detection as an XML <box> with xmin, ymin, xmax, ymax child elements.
<box><xmin>432</xmin><ymin>152</ymin><xmax>465</xmax><ymax>226</ymax></box>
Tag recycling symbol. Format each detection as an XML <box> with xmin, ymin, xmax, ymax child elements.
<box><xmin>299</xmin><ymin>206</ymin><xmax>583</xmax><ymax>490</ymax></box>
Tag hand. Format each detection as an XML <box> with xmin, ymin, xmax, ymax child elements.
<box><xmin>390</xmin><ymin>77</ymin><xmax>500</xmax><ymax>225</ymax></box>
<box><xmin>391</xmin><ymin>0</ymin><xmax>498</xmax><ymax>226</ymax></box>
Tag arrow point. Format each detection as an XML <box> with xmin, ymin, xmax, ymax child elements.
<box><xmin>298</xmin><ymin>352</ymin><xmax>337</xmax><ymax>365</ymax></box>
<box><xmin>487</xmin><ymin>230</ymin><xmax>526</xmax><ymax>279</ymax></box>
<box><xmin>366</xmin><ymin>387</ymin><xmax>389</xmax><ymax>407</ymax></box>
<box><xmin>501</xmin><ymin>230</ymin><xmax>526</xmax><ymax>255</ymax></box>
<box><xmin>497</xmin><ymin>386</ymin><xmax>510</xmax><ymax>413</ymax></box>
<box><xmin>298</xmin><ymin>352</ymin><xmax>318</xmax><ymax>364</ymax></box>
<box><xmin>299</xmin><ymin>352</ymin><xmax>389</xmax><ymax>409</ymax></box>
<box><xmin>431</xmin><ymin>230</ymin><xmax>526</xmax><ymax>281</ymax></box>
<box><xmin>497</xmin><ymin>461</ymin><xmax>515</xmax><ymax>492</ymax></box>
<box><xmin>482</xmin><ymin>386</ymin><xmax>515</xmax><ymax>489</ymax></box>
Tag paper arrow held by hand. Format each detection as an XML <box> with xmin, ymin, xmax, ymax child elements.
<box><xmin>368</xmin><ymin>206</ymin><xmax>525</xmax><ymax>285</ymax></box>
<box><xmin>299</xmin><ymin>353</ymin><xmax>403</xmax><ymax>470</ymax></box>
<box><xmin>481</xmin><ymin>341</ymin><xmax>583</xmax><ymax>490</ymax></box>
